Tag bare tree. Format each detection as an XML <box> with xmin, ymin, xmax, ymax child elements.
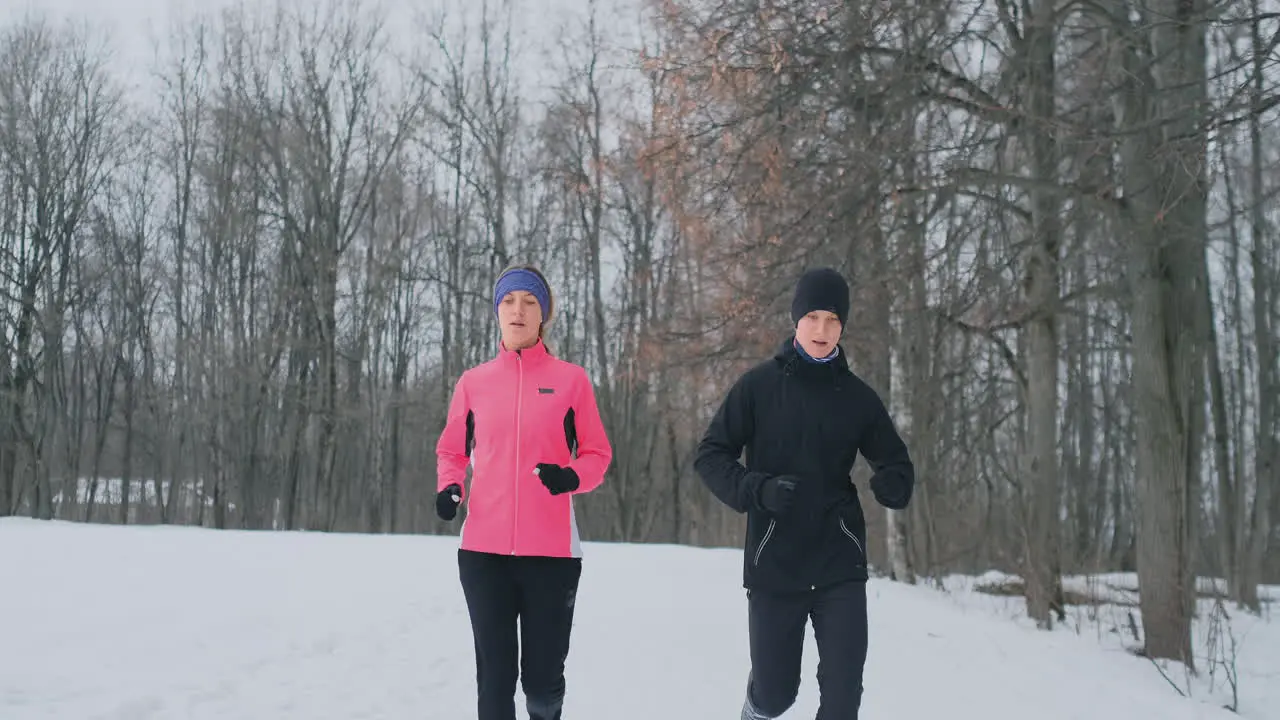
<box><xmin>219</xmin><ymin>0</ymin><xmax>422</xmax><ymax>530</ymax></box>
<box><xmin>0</xmin><ymin>16</ymin><xmax>119</xmax><ymax>518</ymax></box>
<box><xmin>0</xmin><ymin>2</ymin><xmax>1273</xmax><ymax>639</ymax></box>
<box><xmin>1094</xmin><ymin>0</ymin><xmax>1213</xmax><ymax>665</ymax></box>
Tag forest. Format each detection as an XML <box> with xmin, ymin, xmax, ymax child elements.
<box><xmin>0</xmin><ymin>0</ymin><xmax>1275</xmax><ymax>668</ymax></box>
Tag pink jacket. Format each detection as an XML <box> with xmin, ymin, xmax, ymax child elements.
<box><xmin>436</xmin><ymin>340</ymin><xmax>612</xmax><ymax>558</ymax></box>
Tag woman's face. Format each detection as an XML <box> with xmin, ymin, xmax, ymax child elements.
<box><xmin>498</xmin><ymin>290</ymin><xmax>543</xmax><ymax>350</ymax></box>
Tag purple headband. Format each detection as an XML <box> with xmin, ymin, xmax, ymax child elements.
<box><xmin>494</xmin><ymin>268</ymin><xmax>551</xmax><ymax>319</ymax></box>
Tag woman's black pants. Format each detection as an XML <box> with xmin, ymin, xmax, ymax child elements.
<box><xmin>458</xmin><ymin>549</ymin><xmax>583</xmax><ymax>720</ymax></box>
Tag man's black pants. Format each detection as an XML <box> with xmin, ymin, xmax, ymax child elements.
<box><xmin>458</xmin><ymin>549</ymin><xmax>582</xmax><ymax>720</ymax></box>
<box><xmin>743</xmin><ymin>580</ymin><xmax>868</xmax><ymax>720</ymax></box>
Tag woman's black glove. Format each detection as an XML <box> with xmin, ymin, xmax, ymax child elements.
<box><xmin>436</xmin><ymin>483</ymin><xmax>462</xmax><ymax>520</ymax></box>
<box><xmin>535</xmin><ymin>464</ymin><xmax>579</xmax><ymax>495</ymax></box>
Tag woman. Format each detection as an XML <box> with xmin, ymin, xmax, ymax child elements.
<box><xmin>435</xmin><ymin>264</ymin><xmax>612</xmax><ymax>720</ymax></box>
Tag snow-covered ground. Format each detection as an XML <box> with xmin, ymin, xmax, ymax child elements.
<box><xmin>1</xmin><ymin>518</ymin><xmax>1275</xmax><ymax>719</ymax></box>
<box><xmin>940</xmin><ymin>570</ymin><xmax>1279</xmax><ymax>716</ymax></box>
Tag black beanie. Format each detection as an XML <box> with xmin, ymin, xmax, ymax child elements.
<box><xmin>790</xmin><ymin>267</ymin><xmax>849</xmax><ymax>326</ymax></box>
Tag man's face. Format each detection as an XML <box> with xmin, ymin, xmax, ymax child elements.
<box><xmin>795</xmin><ymin>310</ymin><xmax>842</xmax><ymax>357</ymax></box>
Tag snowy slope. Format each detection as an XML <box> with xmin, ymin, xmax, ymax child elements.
<box><xmin>1</xmin><ymin>518</ymin><xmax>1273</xmax><ymax>720</ymax></box>
<box><xmin>939</xmin><ymin>570</ymin><xmax>1280</xmax><ymax>717</ymax></box>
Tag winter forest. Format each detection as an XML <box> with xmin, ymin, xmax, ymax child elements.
<box><xmin>1</xmin><ymin>0</ymin><xmax>1276</xmax><ymax>670</ymax></box>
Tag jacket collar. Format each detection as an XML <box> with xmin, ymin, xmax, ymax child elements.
<box><xmin>774</xmin><ymin>335</ymin><xmax>850</xmax><ymax>379</ymax></box>
<box><xmin>498</xmin><ymin>337</ymin><xmax>551</xmax><ymax>365</ymax></box>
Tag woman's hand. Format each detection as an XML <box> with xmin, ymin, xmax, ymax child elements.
<box><xmin>436</xmin><ymin>483</ymin><xmax>462</xmax><ymax>520</ymax></box>
<box><xmin>534</xmin><ymin>464</ymin><xmax>579</xmax><ymax>495</ymax></box>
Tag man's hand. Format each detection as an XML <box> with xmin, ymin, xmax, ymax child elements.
<box><xmin>870</xmin><ymin>472</ymin><xmax>911</xmax><ymax>510</ymax></box>
<box><xmin>758</xmin><ymin>475</ymin><xmax>799</xmax><ymax>516</ymax></box>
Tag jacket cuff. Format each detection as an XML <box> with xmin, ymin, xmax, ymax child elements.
<box><xmin>744</xmin><ymin>472</ymin><xmax>770</xmax><ymax>512</ymax></box>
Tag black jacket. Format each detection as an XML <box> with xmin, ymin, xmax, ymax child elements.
<box><xmin>694</xmin><ymin>337</ymin><xmax>915</xmax><ymax>593</ymax></box>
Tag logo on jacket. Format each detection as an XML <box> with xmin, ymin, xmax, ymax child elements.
<box><xmin>538</xmin><ymin>387</ymin><xmax>555</xmax><ymax>394</ymax></box>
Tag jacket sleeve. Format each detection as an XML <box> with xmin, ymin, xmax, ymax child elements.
<box><xmin>859</xmin><ymin>393</ymin><xmax>915</xmax><ymax>509</ymax></box>
<box><xmin>694</xmin><ymin>371</ymin><xmax>768</xmax><ymax>513</ymax></box>
<box><xmin>566</xmin><ymin>367</ymin><xmax>612</xmax><ymax>494</ymax></box>
<box><xmin>435</xmin><ymin>373</ymin><xmax>472</xmax><ymax>500</ymax></box>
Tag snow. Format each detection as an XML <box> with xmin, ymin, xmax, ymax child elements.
<box><xmin>939</xmin><ymin>570</ymin><xmax>1280</xmax><ymax>716</ymax></box>
<box><xmin>1</xmin><ymin>518</ymin><xmax>1275</xmax><ymax>719</ymax></box>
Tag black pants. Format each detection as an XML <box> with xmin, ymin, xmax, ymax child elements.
<box><xmin>742</xmin><ymin>580</ymin><xmax>868</xmax><ymax>720</ymax></box>
<box><xmin>458</xmin><ymin>549</ymin><xmax>583</xmax><ymax>720</ymax></box>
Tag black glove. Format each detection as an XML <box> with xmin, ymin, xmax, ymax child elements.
<box><xmin>870</xmin><ymin>472</ymin><xmax>910</xmax><ymax>509</ymax></box>
<box><xmin>535</xmin><ymin>463</ymin><xmax>579</xmax><ymax>495</ymax></box>
<box><xmin>436</xmin><ymin>483</ymin><xmax>462</xmax><ymax>521</ymax></box>
<box><xmin>758</xmin><ymin>475</ymin><xmax>798</xmax><ymax>516</ymax></box>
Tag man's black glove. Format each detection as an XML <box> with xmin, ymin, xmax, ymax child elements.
<box><xmin>535</xmin><ymin>463</ymin><xmax>580</xmax><ymax>495</ymax></box>
<box><xmin>870</xmin><ymin>472</ymin><xmax>911</xmax><ymax>510</ymax></box>
<box><xmin>436</xmin><ymin>483</ymin><xmax>462</xmax><ymax>521</ymax></box>
<box><xmin>757</xmin><ymin>475</ymin><xmax>798</xmax><ymax>516</ymax></box>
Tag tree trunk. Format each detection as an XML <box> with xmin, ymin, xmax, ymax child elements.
<box><xmin>1240</xmin><ymin>1</ymin><xmax>1275</xmax><ymax>608</ymax></box>
<box><xmin>1020</xmin><ymin>0</ymin><xmax>1063</xmax><ymax>629</ymax></box>
<box><xmin>1106</xmin><ymin>0</ymin><xmax>1209</xmax><ymax>666</ymax></box>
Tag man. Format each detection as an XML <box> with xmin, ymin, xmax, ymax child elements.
<box><xmin>694</xmin><ymin>267</ymin><xmax>915</xmax><ymax>720</ymax></box>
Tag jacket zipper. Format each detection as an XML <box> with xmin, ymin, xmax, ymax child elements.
<box><xmin>512</xmin><ymin>353</ymin><xmax>523</xmax><ymax>555</ymax></box>
<box><xmin>839</xmin><ymin>517</ymin><xmax>864</xmax><ymax>557</ymax></box>
<box><xmin>753</xmin><ymin>519</ymin><xmax>776</xmax><ymax>565</ymax></box>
